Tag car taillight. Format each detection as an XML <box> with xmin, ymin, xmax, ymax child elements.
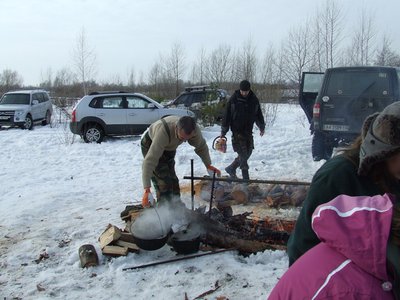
<box><xmin>71</xmin><ymin>109</ymin><xmax>76</xmax><ymax>122</ymax></box>
<box><xmin>313</xmin><ymin>103</ymin><xmax>320</xmax><ymax>118</ymax></box>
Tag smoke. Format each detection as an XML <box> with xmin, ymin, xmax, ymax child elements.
<box><xmin>131</xmin><ymin>197</ymin><xmax>205</xmax><ymax>240</ymax></box>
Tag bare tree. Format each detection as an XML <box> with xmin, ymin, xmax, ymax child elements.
<box><xmin>282</xmin><ymin>22</ymin><xmax>314</xmax><ymax>87</ymax></box>
<box><xmin>346</xmin><ymin>8</ymin><xmax>376</xmax><ymax>66</ymax></box>
<box><xmin>374</xmin><ymin>35</ymin><xmax>400</xmax><ymax>67</ymax></box>
<box><xmin>166</xmin><ymin>42</ymin><xmax>186</xmax><ymax>96</ymax></box>
<box><xmin>0</xmin><ymin>69</ymin><xmax>23</xmax><ymax>92</ymax></box>
<box><xmin>148</xmin><ymin>62</ymin><xmax>163</xmax><ymax>96</ymax></box>
<box><xmin>39</xmin><ymin>67</ymin><xmax>53</xmax><ymax>90</ymax></box>
<box><xmin>312</xmin><ymin>0</ymin><xmax>343</xmax><ymax>70</ymax></box>
<box><xmin>205</xmin><ymin>44</ymin><xmax>232</xmax><ymax>85</ymax></box>
<box><xmin>54</xmin><ymin>68</ymin><xmax>74</xmax><ymax>87</ymax></box>
<box><xmin>190</xmin><ymin>47</ymin><xmax>207</xmax><ymax>85</ymax></box>
<box><xmin>72</xmin><ymin>27</ymin><xmax>97</xmax><ymax>95</ymax></box>
<box><xmin>127</xmin><ymin>67</ymin><xmax>136</xmax><ymax>89</ymax></box>
<box><xmin>233</xmin><ymin>38</ymin><xmax>258</xmax><ymax>82</ymax></box>
<box><xmin>260</xmin><ymin>45</ymin><xmax>277</xmax><ymax>84</ymax></box>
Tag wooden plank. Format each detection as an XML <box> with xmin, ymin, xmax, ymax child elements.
<box><xmin>99</xmin><ymin>224</ymin><xmax>121</xmax><ymax>249</ymax></box>
<box><xmin>115</xmin><ymin>240</ymin><xmax>140</xmax><ymax>253</ymax></box>
<box><xmin>102</xmin><ymin>245</ymin><xmax>128</xmax><ymax>256</ymax></box>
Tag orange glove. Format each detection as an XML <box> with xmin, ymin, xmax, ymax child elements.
<box><xmin>207</xmin><ymin>165</ymin><xmax>221</xmax><ymax>177</ymax></box>
<box><xmin>142</xmin><ymin>187</ymin><xmax>155</xmax><ymax>208</ymax></box>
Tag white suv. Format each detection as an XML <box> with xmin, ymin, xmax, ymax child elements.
<box><xmin>0</xmin><ymin>90</ymin><xmax>53</xmax><ymax>130</ymax></box>
<box><xmin>70</xmin><ymin>91</ymin><xmax>195</xmax><ymax>143</ymax></box>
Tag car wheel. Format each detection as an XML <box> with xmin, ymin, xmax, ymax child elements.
<box><xmin>83</xmin><ymin>124</ymin><xmax>104</xmax><ymax>143</ymax></box>
<box><xmin>21</xmin><ymin>115</ymin><xmax>33</xmax><ymax>130</ymax></box>
<box><xmin>42</xmin><ymin>110</ymin><xmax>52</xmax><ymax>126</ymax></box>
<box><xmin>312</xmin><ymin>131</ymin><xmax>328</xmax><ymax>161</ymax></box>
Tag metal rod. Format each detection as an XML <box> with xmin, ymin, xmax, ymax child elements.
<box><xmin>208</xmin><ymin>171</ymin><xmax>216</xmax><ymax>218</ymax></box>
<box><xmin>122</xmin><ymin>248</ymin><xmax>234</xmax><ymax>271</ymax></box>
<box><xmin>191</xmin><ymin>159</ymin><xmax>194</xmax><ymax>211</ymax></box>
<box><xmin>183</xmin><ymin>176</ymin><xmax>310</xmax><ymax>186</ymax></box>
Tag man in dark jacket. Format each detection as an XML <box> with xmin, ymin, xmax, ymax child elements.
<box><xmin>220</xmin><ymin>80</ymin><xmax>265</xmax><ymax>180</ymax></box>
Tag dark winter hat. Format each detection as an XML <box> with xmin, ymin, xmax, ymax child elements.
<box><xmin>358</xmin><ymin>102</ymin><xmax>400</xmax><ymax>175</ymax></box>
<box><xmin>239</xmin><ymin>80</ymin><xmax>251</xmax><ymax>91</ymax></box>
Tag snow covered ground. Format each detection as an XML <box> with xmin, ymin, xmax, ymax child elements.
<box><xmin>0</xmin><ymin>103</ymin><xmax>324</xmax><ymax>299</ymax></box>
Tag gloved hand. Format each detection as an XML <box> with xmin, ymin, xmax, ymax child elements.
<box><xmin>207</xmin><ymin>165</ymin><xmax>221</xmax><ymax>177</ymax></box>
<box><xmin>142</xmin><ymin>187</ymin><xmax>155</xmax><ymax>208</ymax></box>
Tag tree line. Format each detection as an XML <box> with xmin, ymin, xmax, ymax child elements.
<box><xmin>1</xmin><ymin>0</ymin><xmax>399</xmax><ymax>103</ymax></box>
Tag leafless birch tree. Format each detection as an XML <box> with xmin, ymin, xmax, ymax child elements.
<box><xmin>166</xmin><ymin>42</ymin><xmax>186</xmax><ymax>96</ymax></box>
<box><xmin>374</xmin><ymin>35</ymin><xmax>400</xmax><ymax>67</ymax></box>
<box><xmin>346</xmin><ymin>9</ymin><xmax>376</xmax><ymax>66</ymax></box>
<box><xmin>0</xmin><ymin>69</ymin><xmax>23</xmax><ymax>92</ymax></box>
<box><xmin>206</xmin><ymin>44</ymin><xmax>232</xmax><ymax>85</ymax></box>
<box><xmin>233</xmin><ymin>38</ymin><xmax>258</xmax><ymax>82</ymax></box>
<box><xmin>282</xmin><ymin>22</ymin><xmax>314</xmax><ymax>86</ymax></box>
<box><xmin>312</xmin><ymin>0</ymin><xmax>343</xmax><ymax>71</ymax></box>
<box><xmin>72</xmin><ymin>27</ymin><xmax>97</xmax><ymax>95</ymax></box>
<box><xmin>190</xmin><ymin>47</ymin><xmax>207</xmax><ymax>85</ymax></box>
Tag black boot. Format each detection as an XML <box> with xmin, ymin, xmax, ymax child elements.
<box><xmin>225</xmin><ymin>159</ymin><xmax>240</xmax><ymax>178</ymax></box>
<box><xmin>241</xmin><ymin>169</ymin><xmax>249</xmax><ymax>180</ymax></box>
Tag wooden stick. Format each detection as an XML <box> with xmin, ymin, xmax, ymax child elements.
<box><xmin>122</xmin><ymin>248</ymin><xmax>234</xmax><ymax>271</ymax></box>
<box><xmin>183</xmin><ymin>176</ymin><xmax>310</xmax><ymax>186</ymax></box>
<box><xmin>191</xmin><ymin>159</ymin><xmax>195</xmax><ymax>211</ymax></box>
<box><xmin>208</xmin><ymin>171</ymin><xmax>216</xmax><ymax>218</ymax></box>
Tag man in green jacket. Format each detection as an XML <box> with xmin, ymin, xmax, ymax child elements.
<box><xmin>141</xmin><ymin>115</ymin><xmax>220</xmax><ymax>207</ymax></box>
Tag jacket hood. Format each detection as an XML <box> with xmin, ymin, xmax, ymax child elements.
<box><xmin>311</xmin><ymin>193</ymin><xmax>394</xmax><ymax>281</ymax></box>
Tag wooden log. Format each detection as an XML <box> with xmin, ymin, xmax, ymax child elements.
<box><xmin>99</xmin><ymin>224</ymin><xmax>121</xmax><ymax>249</ymax></box>
<box><xmin>115</xmin><ymin>240</ymin><xmax>140</xmax><ymax>253</ymax></box>
<box><xmin>102</xmin><ymin>245</ymin><xmax>128</xmax><ymax>256</ymax></box>
<box><xmin>119</xmin><ymin>232</ymin><xmax>136</xmax><ymax>243</ymax></box>
<box><xmin>79</xmin><ymin>244</ymin><xmax>99</xmax><ymax>268</ymax></box>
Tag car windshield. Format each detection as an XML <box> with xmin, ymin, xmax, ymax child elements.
<box><xmin>0</xmin><ymin>94</ymin><xmax>30</xmax><ymax>105</ymax></box>
<box><xmin>326</xmin><ymin>71</ymin><xmax>391</xmax><ymax>97</ymax></box>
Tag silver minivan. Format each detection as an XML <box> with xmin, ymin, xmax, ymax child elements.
<box><xmin>0</xmin><ymin>90</ymin><xmax>53</xmax><ymax>130</ymax></box>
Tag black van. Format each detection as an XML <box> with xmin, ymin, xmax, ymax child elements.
<box><xmin>299</xmin><ymin>66</ymin><xmax>400</xmax><ymax>161</ymax></box>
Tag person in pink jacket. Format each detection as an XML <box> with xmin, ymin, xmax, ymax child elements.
<box><xmin>268</xmin><ymin>193</ymin><xmax>399</xmax><ymax>299</ymax></box>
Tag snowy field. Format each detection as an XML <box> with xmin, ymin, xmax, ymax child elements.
<box><xmin>0</xmin><ymin>103</ymin><xmax>324</xmax><ymax>299</ymax></box>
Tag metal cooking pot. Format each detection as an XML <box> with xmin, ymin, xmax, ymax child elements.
<box><xmin>130</xmin><ymin>207</ymin><xmax>171</xmax><ymax>251</ymax></box>
<box><xmin>169</xmin><ymin>227</ymin><xmax>201</xmax><ymax>255</ymax></box>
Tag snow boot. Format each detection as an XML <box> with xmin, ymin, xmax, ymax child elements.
<box><xmin>225</xmin><ymin>159</ymin><xmax>240</xmax><ymax>178</ymax></box>
<box><xmin>241</xmin><ymin>169</ymin><xmax>249</xmax><ymax>180</ymax></box>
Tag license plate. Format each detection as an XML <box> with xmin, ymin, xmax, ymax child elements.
<box><xmin>323</xmin><ymin>124</ymin><xmax>349</xmax><ymax>131</ymax></box>
<box><xmin>0</xmin><ymin>116</ymin><xmax>9</xmax><ymax>120</ymax></box>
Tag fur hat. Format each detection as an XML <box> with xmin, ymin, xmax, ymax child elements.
<box><xmin>358</xmin><ymin>102</ymin><xmax>400</xmax><ymax>175</ymax></box>
<box><xmin>239</xmin><ymin>80</ymin><xmax>251</xmax><ymax>91</ymax></box>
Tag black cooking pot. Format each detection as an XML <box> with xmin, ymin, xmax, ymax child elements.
<box><xmin>169</xmin><ymin>230</ymin><xmax>201</xmax><ymax>255</ymax></box>
<box><xmin>130</xmin><ymin>207</ymin><xmax>171</xmax><ymax>251</ymax></box>
<box><xmin>132</xmin><ymin>232</ymin><xmax>170</xmax><ymax>251</ymax></box>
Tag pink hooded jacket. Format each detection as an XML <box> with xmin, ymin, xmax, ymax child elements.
<box><xmin>268</xmin><ymin>194</ymin><xmax>395</xmax><ymax>300</ymax></box>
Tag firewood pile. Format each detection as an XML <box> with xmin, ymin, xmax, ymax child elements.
<box><xmin>98</xmin><ymin>224</ymin><xmax>140</xmax><ymax>256</ymax></box>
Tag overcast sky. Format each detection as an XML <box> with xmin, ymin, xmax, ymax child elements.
<box><xmin>1</xmin><ymin>0</ymin><xmax>399</xmax><ymax>86</ymax></box>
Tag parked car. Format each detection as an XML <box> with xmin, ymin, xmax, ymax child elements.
<box><xmin>0</xmin><ymin>89</ymin><xmax>53</xmax><ymax>130</ymax></box>
<box><xmin>299</xmin><ymin>66</ymin><xmax>400</xmax><ymax>161</ymax></box>
<box><xmin>167</xmin><ymin>85</ymin><xmax>229</xmax><ymax>124</ymax></box>
<box><xmin>70</xmin><ymin>91</ymin><xmax>195</xmax><ymax>143</ymax></box>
